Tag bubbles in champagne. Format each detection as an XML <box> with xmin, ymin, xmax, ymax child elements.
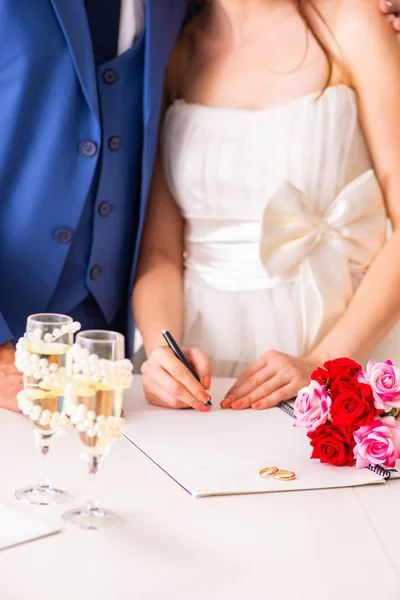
<box><xmin>72</xmin><ymin>378</ymin><xmax>124</xmax><ymax>461</ymax></box>
<box><xmin>23</xmin><ymin>343</ymin><xmax>70</xmax><ymax>435</ymax></box>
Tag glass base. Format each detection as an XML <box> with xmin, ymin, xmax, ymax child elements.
<box><xmin>15</xmin><ymin>485</ymin><xmax>72</xmax><ymax>506</ymax></box>
<box><xmin>62</xmin><ymin>506</ymin><xmax>122</xmax><ymax>530</ymax></box>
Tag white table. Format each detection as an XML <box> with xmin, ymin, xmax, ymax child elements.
<box><xmin>0</xmin><ymin>377</ymin><xmax>399</xmax><ymax>600</ymax></box>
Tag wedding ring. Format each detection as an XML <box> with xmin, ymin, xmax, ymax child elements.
<box><xmin>259</xmin><ymin>467</ymin><xmax>279</xmax><ymax>478</ymax></box>
<box><xmin>272</xmin><ymin>469</ymin><xmax>296</xmax><ymax>481</ymax></box>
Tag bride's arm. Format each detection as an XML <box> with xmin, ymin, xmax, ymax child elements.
<box><xmin>133</xmin><ymin>39</ymin><xmax>213</xmax><ymax>411</ymax></box>
<box><xmin>133</xmin><ymin>150</ymin><xmax>212</xmax><ymax>411</ymax></box>
<box><xmin>133</xmin><ymin>151</ymin><xmax>185</xmax><ymax>355</ymax></box>
<box><xmin>311</xmin><ymin>0</ymin><xmax>400</xmax><ymax>363</ymax></box>
<box><xmin>133</xmin><ymin>38</ymin><xmax>187</xmax><ymax>356</ymax></box>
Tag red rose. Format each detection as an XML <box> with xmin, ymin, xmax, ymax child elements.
<box><xmin>330</xmin><ymin>383</ymin><xmax>376</xmax><ymax>432</ymax></box>
<box><xmin>308</xmin><ymin>423</ymin><xmax>355</xmax><ymax>467</ymax></box>
<box><xmin>311</xmin><ymin>358</ymin><xmax>361</xmax><ymax>388</ymax></box>
<box><xmin>330</xmin><ymin>376</ymin><xmax>359</xmax><ymax>401</ymax></box>
<box><xmin>311</xmin><ymin>366</ymin><xmax>332</xmax><ymax>386</ymax></box>
<box><xmin>324</xmin><ymin>358</ymin><xmax>361</xmax><ymax>378</ymax></box>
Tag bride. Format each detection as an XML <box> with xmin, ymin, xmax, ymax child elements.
<box><xmin>133</xmin><ymin>0</ymin><xmax>400</xmax><ymax>412</ymax></box>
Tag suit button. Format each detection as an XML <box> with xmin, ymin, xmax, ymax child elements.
<box><xmin>80</xmin><ymin>141</ymin><xmax>98</xmax><ymax>157</ymax></box>
<box><xmin>103</xmin><ymin>69</ymin><xmax>118</xmax><ymax>84</ymax></box>
<box><xmin>98</xmin><ymin>202</ymin><xmax>112</xmax><ymax>216</ymax></box>
<box><xmin>90</xmin><ymin>266</ymin><xmax>102</xmax><ymax>280</ymax></box>
<box><xmin>54</xmin><ymin>228</ymin><xmax>73</xmax><ymax>244</ymax></box>
<box><xmin>108</xmin><ymin>136</ymin><xmax>120</xmax><ymax>151</ymax></box>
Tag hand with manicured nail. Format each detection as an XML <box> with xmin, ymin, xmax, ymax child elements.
<box><xmin>141</xmin><ymin>346</ymin><xmax>212</xmax><ymax>411</ymax></box>
<box><xmin>221</xmin><ymin>351</ymin><xmax>320</xmax><ymax>411</ymax></box>
<box><xmin>379</xmin><ymin>0</ymin><xmax>400</xmax><ymax>31</ymax></box>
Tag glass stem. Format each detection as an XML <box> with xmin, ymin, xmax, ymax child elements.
<box><xmin>38</xmin><ymin>445</ymin><xmax>51</xmax><ymax>489</ymax></box>
<box><xmin>34</xmin><ymin>429</ymin><xmax>53</xmax><ymax>489</ymax></box>
<box><xmin>86</xmin><ymin>456</ymin><xmax>99</xmax><ymax>513</ymax></box>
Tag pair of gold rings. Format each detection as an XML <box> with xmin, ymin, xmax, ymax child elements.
<box><xmin>259</xmin><ymin>466</ymin><xmax>296</xmax><ymax>481</ymax></box>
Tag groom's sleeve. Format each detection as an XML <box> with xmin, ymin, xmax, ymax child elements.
<box><xmin>0</xmin><ymin>311</ymin><xmax>13</xmax><ymax>345</ymax></box>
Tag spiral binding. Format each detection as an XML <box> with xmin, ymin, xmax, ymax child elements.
<box><xmin>278</xmin><ymin>401</ymin><xmax>393</xmax><ymax>480</ymax></box>
<box><xmin>278</xmin><ymin>401</ymin><xmax>295</xmax><ymax>419</ymax></box>
<box><xmin>366</xmin><ymin>464</ymin><xmax>392</xmax><ymax>480</ymax></box>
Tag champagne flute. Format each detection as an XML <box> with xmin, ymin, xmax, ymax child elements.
<box><xmin>14</xmin><ymin>313</ymin><xmax>80</xmax><ymax>505</ymax></box>
<box><xmin>62</xmin><ymin>330</ymin><xmax>133</xmax><ymax>529</ymax></box>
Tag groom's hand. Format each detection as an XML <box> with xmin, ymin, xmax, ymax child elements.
<box><xmin>0</xmin><ymin>342</ymin><xmax>22</xmax><ymax>412</ymax></box>
<box><xmin>379</xmin><ymin>0</ymin><xmax>400</xmax><ymax>31</ymax></box>
<box><xmin>221</xmin><ymin>351</ymin><xmax>320</xmax><ymax>411</ymax></box>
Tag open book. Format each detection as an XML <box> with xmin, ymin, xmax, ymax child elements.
<box><xmin>124</xmin><ymin>379</ymin><xmax>399</xmax><ymax>498</ymax></box>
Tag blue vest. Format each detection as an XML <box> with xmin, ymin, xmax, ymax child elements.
<box><xmin>48</xmin><ymin>33</ymin><xmax>146</xmax><ymax>324</ymax></box>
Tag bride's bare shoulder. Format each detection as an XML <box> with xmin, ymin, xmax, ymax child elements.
<box><xmin>332</xmin><ymin>0</ymin><xmax>397</xmax><ymax>63</ymax></box>
<box><xmin>311</xmin><ymin>0</ymin><xmax>394</xmax><ymax>68</ymax></box>
<box><xmin>314</xmin><ymin>0</ymin><xmax>388</xmax><ymax>34</ymax></box>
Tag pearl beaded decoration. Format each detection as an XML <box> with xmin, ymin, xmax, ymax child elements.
<box><xmin>67</xmin><ymin>344</ymin><xmax>133</xmax><ymax>389</ymax></box>
<box><xmin>67</xmin><ymin>402</ymin><xmax>125</xmax><ymax>440</ymax></box>
<box><xmin>14</xmin><ymin>321</ymin><xmax>81</xmax><ymax>384</ymax></box>
<box><xmin>65</xmin><ymin>344</ymin><xmax>132</xmax><ymax>439</ymax></box>
<box><xmin>16</xmin><ymin>390</ymin><xmax>72</xmax><ymax>431</ymax></box>
<box><xmin>35</xmin><ymin>321</ymin><xmax>80</xmax><ymax>344</ymax></box>
<box><xmin>15</xmin><ymin>343</ymin><xmax>67</xmax><ymax>389</ymax></box>
<box><xmin>14</xmin><ymin>322</ymin><xmax>80</xmax><ymax>432</ymax></box>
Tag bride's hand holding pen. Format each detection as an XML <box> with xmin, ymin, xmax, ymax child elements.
<box><xmin>141</xmin><ymin>338</ymin><xmax>212</xmax><ymax>412</ymax></box>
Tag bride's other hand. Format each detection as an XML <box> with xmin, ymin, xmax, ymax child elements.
<box><xmin>221</xmin><ymin>351</ymin><xmax>320</xmax><ymax>410</ymax></box>
<box><xmin>141</xmin><ymin>346</ymin><xmax>212</xmax><ymax>411</ymax></box>
<box><xmin>378</xmin><ymin>0</ymin><xmax>400</xmax><ymax>31</ymax></box>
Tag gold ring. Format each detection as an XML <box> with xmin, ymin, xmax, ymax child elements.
<box><xmin>259</xmin><ymin>467</ymin><xmax>279</xmax><ymax>478</ymax></box>
<box><xmin>272</xmin><ymin>469</ymin><xmax>296</xmax><ymax>481</ymax></box>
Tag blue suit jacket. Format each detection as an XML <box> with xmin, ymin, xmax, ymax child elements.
<box><xmin>0</xmin><ymin>0</ymin><xmax>187</xmax><ymax>347</ymax></box>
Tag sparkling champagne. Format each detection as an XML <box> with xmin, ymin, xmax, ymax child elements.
<box><xmin>72</xmin><ymin>377</ymin><xmax>124</xmax><ymax>461</ymax></box>
<box><xmin>23</xmin><ymin>342</ymin><xmax>70</xmax><ymax>435</ymax></box>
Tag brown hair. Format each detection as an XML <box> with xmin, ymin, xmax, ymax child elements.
<box><xmin>297</xmin><ymin>1</ymin><xmax>334</xmax><ymax>92</ymax></box>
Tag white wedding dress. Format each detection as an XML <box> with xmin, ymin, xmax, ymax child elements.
<box><xmin>161</xmin><ymin>85</ymin><xmax>400</xmax><ymax>376</ymax></box>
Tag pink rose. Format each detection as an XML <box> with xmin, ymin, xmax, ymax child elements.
<box><xmin>353</xmin><ymin>417</ymin><xmax>400</xmax><ymax>469</ymax></box>
<box><xmin>294</xmin><ymin>381</ymin><xmax>331</xmax><ymax>433</ymax></box>
<box><xmin>358</xmin><ymin>360</ymin><xmax>400</xmax><ymax>411</ymax></box>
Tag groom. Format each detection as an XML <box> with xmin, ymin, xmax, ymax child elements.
<box><xmin>0</xmin><ymin>0</ymin><xmax>398</xmax><ymax>412</ymax></box>
<box><xmin>0</xmin><ymin>0</ymin><xmax>188</xmax><ymax>411</ymax></box>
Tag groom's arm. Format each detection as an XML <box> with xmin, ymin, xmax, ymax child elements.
<box><xmin>378</xmin><ymin>0</ymin><xmax>400</xmax><ymax>31</ymax></box>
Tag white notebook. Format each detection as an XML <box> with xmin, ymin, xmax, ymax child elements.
<box><xmin>124</xmin><ymin>378</ymin><xmax>394</xmax><ymax>497</ymax></box>
<box><xmin>0</xmin><ymin>504</ymin><xmax>60</xmax><ymax>550</ymax></box>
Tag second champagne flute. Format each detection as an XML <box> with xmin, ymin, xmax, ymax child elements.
<box><xmin>63</xmin><ymin>330</ymin><xmax>133</xmax><ymax>529</ymax></box>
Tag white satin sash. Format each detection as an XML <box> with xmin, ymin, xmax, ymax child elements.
<box><xmin>259</xmin><ymin>170</ymin><xmax>386</xmax><ymax>352</ymax></box>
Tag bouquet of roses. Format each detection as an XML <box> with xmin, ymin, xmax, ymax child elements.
<box><xmin>294</xmin><ymin>358</ymin><xmax>400</xmax><ymax>468</ymax></box>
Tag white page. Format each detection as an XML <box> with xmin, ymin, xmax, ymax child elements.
<box><xmin>0</xmin><ymin>504</ymin><xmax>60</xmax><ymax>550</ymax></box>
<box><xmin>124</xmin><ymin>378</ymin><xmax>386</xmax><ymax>497</ymax></box>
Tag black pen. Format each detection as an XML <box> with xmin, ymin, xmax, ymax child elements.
<box><xmin>162</xmin><ymin>330</ymin><xmax>212</xmax><ymax>407</ymax></box>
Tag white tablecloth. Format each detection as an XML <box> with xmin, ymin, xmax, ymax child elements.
<box><xmin>0</xmin><ymin>377</ymin><xmax>399</xmax><ymax>600</ymax></box>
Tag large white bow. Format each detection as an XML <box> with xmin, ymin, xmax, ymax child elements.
<box><xmin>259</xmin><ymin>170</ymin><xmax>386</xmax><ymax>353</ymax></box>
